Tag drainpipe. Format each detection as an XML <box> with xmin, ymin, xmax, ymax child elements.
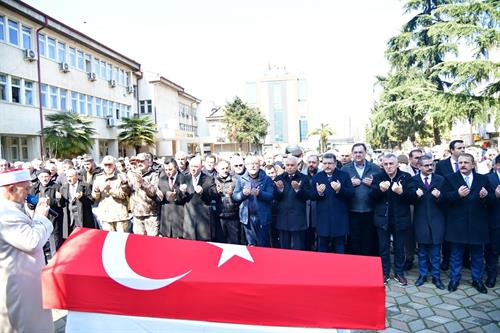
<box><xmin>36</xmin><ymin>15</ymin><xmax>48</xmax><ymax>161</ymax></box>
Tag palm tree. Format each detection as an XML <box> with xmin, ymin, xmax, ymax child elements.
<box><xmin>41</xmin><ymin>112</ymin><xmax>96</xmax><ymax>159</ymax></box>
<box><xmin>117</xmin><ymin>116</ymin><xmax>157</xmax><ymax>154</ymax></box>
<box><xmin>309</xmin><ymin>123</ymin><xmax>334</xmax><ymax>153</ymax></box>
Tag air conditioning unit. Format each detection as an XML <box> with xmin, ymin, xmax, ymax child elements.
<box><xmin>106</xmin><ymin>118</ymin><xmax>116</xmax><ymax>127</ymax></box>
<box><xmin>108</xmin><ymin>80</ymin><xmax>116</xmax><ymax>88</ymax></box>
<box><xmin>24</xmin><ymin>49</ymin><xmax>37</xmax><ymax>62</ymax></box>
<box><xmin>87</xmin><ymin>72</ymin><xmax>97</xmax><ymax>81</ymax></box>
<box><xmin>59</xmin><ymin>62</ymin><xmax>70</xmax><ymax>73</ymax></box>
<box><xmin>126</xmin><ymin>85</ymin><xmax>134</xmax><ymax>94</ymax></box>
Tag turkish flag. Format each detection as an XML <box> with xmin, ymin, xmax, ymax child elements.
<box><xmin>42</xmin><ymin>228</ymin><xmax>385</xmax><ymax>330</ymax></box>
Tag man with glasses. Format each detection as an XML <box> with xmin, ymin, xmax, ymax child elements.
<box><xmin>412</xmin><ymin>155</ymin><xmax>446</xmax><ymax>289</ymax></box>
<box><xmin>0</xmin><ymin>168</ymin><xmax>54</xmax><ymax>333</ymax></box>
<box><xmin>230</xmin><ymin>155</ymin><xmax>246</xmax><ymax>177</ymax></box>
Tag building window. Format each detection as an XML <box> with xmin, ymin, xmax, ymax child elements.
<box><xmin>71</xmin><ymin>91</ymin><xmax>78</xmax><ymax>112</ymax></box>
<box><xmin>8</xmin><ymin>19</ymin><xmax>19</xmax><ymax>46</ymax></box>
<box><xmin>84</xmin><ymin>53</ymin><xmax>92</xmax><ymax>73</ymax></box>
<box><xmin>125</xmin><ymin>72</ymin><xmax>130</xmax><ymax>86</ymax></box>
<box><xmin>118</xmin><ymin>69</ymin><xmax>124</xmax><ymax>86</ymax></box>
<box><xmin>297</xmin><ymin>79</ymin><xmax>307</xmax><ymax>101</ymax></box>
<box><xmin>38</xmin><ymin>33</ymin><xmax>46</xmax><ymax>56</ymax></box>
<box><xmin>77</xmin><ymin>50</ymin><xmax>84</xmax><ymax>70</ymax></box>
<box><xmin>0</xmin><ymin>15</ymin><xmax>4</xmax><ymax>41</ymax></box>
<box><xmin>11</xmin><ymin>77</ymin><xmax>21</xmax><ymax>103</ymax></box>
<box><xmin>113</xmin><ymin>67</ymin><xmax>118</xmax><ymax>81</ymax></box>
<box><xmin>79</xmin><ymin>94</ymin><xmax>86</xmax><ymax>115</ymax></box>
<box><xmin>24</xmin><ymin>81</ymin><xmax>33</xmax><ymax>105</ymax></box>
<box><xmin>87</xmin><ymin>95</ymin><xmax>93</xmax><ymax>116</ymax></box>
<box><xmin>50</xmin><ymin>86</ymin><xmax>58</xmax><ymax>109</ymax></box>
<box><xmin>100</xmin><ymin>60</ymin><xmax>106</xmax><ymax>79</ymax></box>
<box><xmin>126</xmin><ymin>105</ymin><xmax>131</xmax><ymax>118</ymax></box>
<box><xmin>93</xmin><ymin>58</ymin><xmax>100</xmax><ymax>75</ymax></box>
<box><xmin>115</xmin><ymin>103</ymin><xmax>121</xmax><ymax>119</ymax></box>
<box><xmin>140</xmin><ymin>100</ymin><xmax>152</xmax><ymax>114</ymax></box>
<box><xmin>69</xmin><ymin>47</ymin><xmax>76</xmax><ymax>67</ymax></box>
<box><xmin>41</xmin><ymin>84</ymin><xmax>47</xmax><ymax>107</ymax></box>
<box><xmin>102</xmin><ymin>100</ymin><xmax>108</xmax><ymax>117</ymax></box>
<box><xmin>107</xmin><ymin>64</ymin><xmax>112</xmax><ymax>80</ymax></box>
<box><xmin>22</xmin><ymin>26</ymin><xmax>31</xmax><ymax>49</ymax></box>
<box><xmin>60</xmin><ymin>89</ymin><xmax>67</xmax><ymax>111</ymax></box>
<box><xmin>47</xmin><ymin>37</ymin><xmax>56</xmax><ymax>60</ymax></box>
<box><xmin>95</xmin><ymin>98</ymin><xmax>102</xmax><ymax>117</ymax></box>
<box><xmin>57</xmin><ymin>42</ymin><xmax>66</xmax><ymax>62</ymax></box>
<box><xmin>0</xmin><ymin>74</ymin><xmax>6</xmax><ymax>101</ymax></box>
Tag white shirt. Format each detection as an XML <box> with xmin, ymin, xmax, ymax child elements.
<box><xmin>450</xmin><ymin>157</ymin><xmax>459</xmax><ymax>172</ymax></box>
<box><xmin>420</xmin><ymin>174</ymin><xmax>432</xmax><ymax>185</ymax></box>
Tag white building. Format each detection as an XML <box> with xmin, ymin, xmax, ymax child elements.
<box><xmin>0</xmin><ymin>0</ymin><xmax>140</xmax><ymax>162</ymax></box>
<box><xmin>138</xmin><ymin>72</ymin><xmax>201</xmax><ymax>157</ymax></box>
<box><xmin>245</xmin><ymin>66</ymin><xmax>309</xmax><ymax>149</ymax></box>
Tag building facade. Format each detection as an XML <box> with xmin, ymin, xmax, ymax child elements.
<box><xmin>0</xmin><ymin>0</ymin><xmax>141</xmax><ymax>162</ymax></box>
<box><xmin>245</xmin><ymin>66</ymin><xmax>309</xmax><ymax>148</ymax></box>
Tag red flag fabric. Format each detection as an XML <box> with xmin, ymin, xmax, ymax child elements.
<box><xmin>42</xmin><ymin>228</ymin><xmax>385</xmax><ymax>330</ymax></box>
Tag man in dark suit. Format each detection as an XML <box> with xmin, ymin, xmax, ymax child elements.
<box><xmin>180</xmin><ymin>156</ymin><xmax>217</xmax><ymax>241</ymax></box>
<box><xmin>442</xmin><ymin>153</ymin><xmax>494</xmax><ymax>293</ymax></box>
<box><xmin>274</xmin><ymin>156</ymin><xmax>311</xmax><ymax>250</ymax></box>
<box><xmin>370</xmin><ymin>154</ymin><xmax>416</xmax><ymax>286</ymax></box>
<box><xmin>342</xmin><ymin>143</ymin><xmax>380</xmax><ymax>256</ymax></box>
<box><xmin>313</xmin><ymin>153</ymin><xmax>354</xmax><ymax>254</ymax></box>
<box><xmin>158</xmin><ymin>158</ymin><xmax>186</xmax><ymax>238</ymax></box>
<box><xmin>412</xmin><ymin>155</ymin><xmax>446</xmax><ymax>289</ymax></box>
<box><xmin>435</xmin><ymin>140</ymin><xmax>466</xmax><ymax>271</ymax></box>
<box><xmin>485</xmin><ymin>154</ymin><xmax>500</xmax><ymax>288</ymax></box>
<box><xmin>59</xmin><ymin>168</ymin><xmax>96</xmax><ymax>239</ymax></box>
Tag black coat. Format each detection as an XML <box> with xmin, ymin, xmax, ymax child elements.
<box><xmin>487</xmin><ymin>171</ymin><xmax>500</xmax><ymax>230</ymax></box>
<box><xmin>412</xmin><ymin>174</ymin><xmax>446</xmax><ymax>244</ymax></box>
<box><xmin>435</xmin><ymin>157</ymin><xmax>455</xmax><ymax>177</ymax></box>
<box><xmin>182</xmin><ymin>173</ymin><xmax>216</xmax><ymax>241</ymax></box>
<box><xmin>274</xmin><ymin>172</ymin><xmax>311</xmax><ymax>232</ymax></box>
<box><xmin>442</xmin><ymin>172</ymin><xmax>494</xmax><ymax>244</ymax></box>
<box><xmin>158</xmin><ymin>170</ymin><xmax>186</xmax><ymax>238</ymax></box>
<box><xmin>370</xmin><ymin>170</ymin><xmax>416</xmax><ymax>231</ymax></box>
<box><xmin>214</xmin><ymin>174</ymin><xmax>239</xmax><ymax>219</ymax></box>
<box><xmin>59</xmin><ymin>181</ymin><xmax>96</xmax><ymax>237</ymax></box>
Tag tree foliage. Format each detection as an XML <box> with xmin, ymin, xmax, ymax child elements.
<box><xmin>222</xmin><ymin>97</ymin><xmax>269</xmax><ymax>152</ymax></box>
<box><xmin>309</xmin><ymin>123</ymin><xmax>334</xmax><ymax>153</ymax></box>
<box><xmin>117</xmin><ymin>116</ymin><xmax>157</xmax><ymax>154</ymax></box>
<box><xmin>368</xmin><ymin>0</ymin><xmax>500</xmax><ymax>148</ymax></box>
<box><xmin>41</xmin><ymin>112</ymin><xmax>96</xmax><ymax>159</ymax></box>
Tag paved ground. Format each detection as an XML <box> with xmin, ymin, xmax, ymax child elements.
<box><xmin>52</xmin><ymin>264</ymin><xmax>499</xmax><ymax>333</ymax></box>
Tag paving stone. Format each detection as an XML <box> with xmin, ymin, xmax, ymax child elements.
<box><xmin>423</xmin><ymin>318</ymin><xmax>441</xmax><ymax>328</ymax></box>
<box><xmin>395</xmin><ymin>295</ymin><xmax>411</xmax><ymax>304</ymax></box>
<box><xmin>433</xmin><ymin>307</ymin><xmax>455</xmax><ymax>319</ymax></box>
<box><xmin>474</xmin><ymin>293</ymin><xmax>499</xmax><ymax>301</ymax></box>
<box><xmin>462</xmin><ymin>316</ymin><xmax>493</xmax><ymax>326</ymax></box>
<box><xmin>383</xmin><ymin>328</ymin><xmax>407</xmax><ymax>333</ymax></box>
<box><xmin>398</xmin><ymin>306</ymin><xmax>418</xmax><ymax>318</ymax></box>
<box><xmin>417</xmin><ymin>307</ymin><xmax>435</xmax><ymax>319</ymax></box>
<box><xmin>426</xmin><ymin>296</ymin><xmax>443</xmax><ymax>306</ymax></box>
<box><xmin>391</xmin><ymin>286</ymin><xmax>406</xmax><ymax>294</ymax></box>
<box><xmin>467</xmin><ymin>326</ymin><xmax>485</xmax><ymax>333</ymax></box>
<box><xmin>404</xmin><ymin>302</ymin><xmax>427</xmax><ymax>310</ymax></box>
<box><xmin>392</xmin><ymin>313</ymin><xmax>418</xmax><ymax>323</ymax></box>
<box><xmin>483</xmin><ymin>323</ymin><xmax>500</xmax><ymax>333</ymax></box>
<box><xmin>486</xmin><ymin>310</ymin><xmax>500</xmax><ymax>322</ymax></box>
<box><xmin>462</xmin><ymin>321</ymin><xmax>479</xmax><ymax>330</ymax></box>
<box><xmin>492</xmin><ymin>298</ymin><xmax>500</xmax><ymax>308</ymax></box>
<box><xmin>441</xmin><ymin>296</ymin><xmax>461</xmax><ymax>306</ymax></box>
<box><xmin>433</xmin><ymin>288</ymin><xmax>449</xmax><ymax>296</ymax></box>
<box><xmin>408</xmin><ymin>319</ymin><xmax>426</xmax><ymax>332</ymax></box>
<box><xmin>470</xmin><ymin>303</ymin><xmax>497</xmax><ymax>312</ymax></box>
<box><xmin>405</xmin><ymin>286</ymin><xmax>419</xmax><ymax>294</ymax></box>
<box><xmin>465</xmin><ymin>287</ymin><xmax>479</xmax><ymax>296</ymax></box>
<box><xmin>435</xmin><ymin>303</ymin><xmax>459</xmax><ymax>311</ymax></box>
<box><xmin>387</xmin><ymin>291</ymin><xmax>404</xmax><ymax>297</ymax></box>
<box><xmin>413</xmin><ymin>292</ymin><xmax>434</xmax><ymax>299</ymax></box>
<box><xmin>426</xmin><ymin>315</ymin><xmax>453</xmax><ymax>325</ymax></box>
<box><xmin>459</xmin><ymin>297</ymin><xmax>476</xmax><ymax>307</ymax></box>
<box><xmin>443</xmin><ymin>321</ymin><xmax>464</xmax><ymax>333</ymax></box>
<box><xmin>431</xmin><ymin>324</ymin><xmax>448</xmax><ymax>333</ymax></box>
<box><xmin>444</xmin><ymin>292</ymin><xmax>467</xmax><ymax>299</ymax></box>
<box><xmin>418</xmin><ymin>286</ymin><xmax>436</xmax><ymax>294</ymax></box>
<box><xmin>410</xmin><ymin>295</ymin><xmax>428</xmax><ymax>305</ymax></box>
<box><xmin>468</xmin><ymin>309</ymin><xmax>494</xmax><ymax>321</ymax></box>
<box><xmin>451</xmin><ymin>308</ymin><xmax>469</xmax><ymax>320</ymax></box>
<box><xmin>415</xmin><ymin>330</ymin><xmax>439</xmax><ymax>333</ymax></box>
<box><xmin>389</xmin><ymin>319</ymin><xmax>409</xmax><ymax>332</ymax></box>
<box><xmin>387</xmin><ymin>307</ymin><xmax>401</xmax><ymax>317</ymax></box>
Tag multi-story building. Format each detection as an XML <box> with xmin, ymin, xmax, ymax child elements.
<box><xmin>245</xmin><ymin>66</ymin><xmax>309</xmax><ymax>148</ymax></box>
<box><xmin>0</xmin><ymin>0</ymin><xmax>140</xmax><ymax>161</ymax></box>
<box><xmin>138</xmin><ymin>72</ymin><xmax>201</xmax><ymax>157</ymax></box>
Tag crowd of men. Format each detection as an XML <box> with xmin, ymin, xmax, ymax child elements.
<box><xmin>0</xmin><ymin>139</ymin><xmax>499</xmax><ymax>296</ymax></box>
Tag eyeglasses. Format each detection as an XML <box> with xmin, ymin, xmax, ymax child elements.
<box><xmin>103</xmin><ymin>163</ymin><xmax>114</xmax><ymax>166</ymax></box>
<box><xmin>233</xmin><ymin>164</ymin><xmax>244</xmax><ymax>167</ymax></box>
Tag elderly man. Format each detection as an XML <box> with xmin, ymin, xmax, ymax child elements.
<box><xmin>92</xmin><ymin>156</ymin><xmax>130</xmax><ymax>232</ymax></box>
<box><xmin>230</xmin><ymin>155</ymin><xmax>246</xmax><ymax>177</ymax></box>
<box><xmin>175</xmin><ymin>151</ymin><xmax>190</xmax><ymax>176</ymax></box>
<box><xmin>233</xmin><ymin>155</ymin><xmax>274</xmax><ymax>247</ymax></box>
<box><xmin>371</xmin><ymin>154</ymin><xmax>416</xmax><ymax>286</ymax></box>
<box><xmin>274</xmin><ymin>155</ymin><xmax>311</xmax><ymax>250</ymax></box>
<box><xmin>128</xmin><ymin>153</ymin><xmax>163</xmax><ymax>236</ymax></box>
<box><xmin>442</xmin><ymin>153</ymin><xmax>494</xmax><ymax>293</ymax></box>
<box><xmin>0</xmin><ymin>168</ymin><xmax>54</xmax><ymax>333</ymax></box>
<box><xmin>0</xmin><ymin>159</ymin><xmax>10</xmax><ymax>171</ymax></box>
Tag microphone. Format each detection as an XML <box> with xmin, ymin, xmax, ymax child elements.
<box><xmin>26</xmin><ymin>194</ymin><xmax>59</xmax><ymax>218</ymax></box>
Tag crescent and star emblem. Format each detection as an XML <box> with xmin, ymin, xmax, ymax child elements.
<box><xmin>102</xmin><ymin>232</ymin><xmax>254</xmax><ymax>291</ymax></box>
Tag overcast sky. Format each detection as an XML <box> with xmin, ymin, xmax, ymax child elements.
<box><xmin>25</xmin><ymin>0</ymin><xmax>409</xmax><ymax>137</ymax></box>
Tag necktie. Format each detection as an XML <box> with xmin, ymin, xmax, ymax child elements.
<box><xmin>169</xmin><ymin>177</ymin><xmax>174</xmax><ymax>189</ymax></box>
<box><xmin>465</xmin><ymin>175</ymin><xmax>470</xmax><ymax>188</ymax></box>
<box><xmin>424</xmin><ymin>177</ymin><xmax>430</xmax><ymax>190</ymax></box>
<box><xmin>454</xmin><ymin>162</ymin><xmax>459</xmax><ymax>173</ymax></box>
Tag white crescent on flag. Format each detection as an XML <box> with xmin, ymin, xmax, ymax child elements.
<box><xmin>102</xmin><ymin>232</ymin><xmax>191</xmax><ymax>290</ymax></box>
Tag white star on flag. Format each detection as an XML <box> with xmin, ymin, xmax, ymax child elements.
<box><xmin>208</xmin><ymin>242</ymin><xmax>254</xmax><ymax>267</ymax></box>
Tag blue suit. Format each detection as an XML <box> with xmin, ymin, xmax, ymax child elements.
<box><xmin>485</xmin><ymin>171</ymin><xmax>500</xmax><ymax>284</ymax></box>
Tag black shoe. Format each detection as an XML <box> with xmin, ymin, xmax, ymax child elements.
<box><xmin>472</xmin><ymin>280</ymin><xmax>487</xmax><ymax>294</ymax></box>
<box><xmin>448</xmin><ymin>280</ymin><xmax>459</xmax><ymax>292</ymax></box>
<box><xmin>485</xmin><ymin>277</ymin><xmax>496</xmax><ymax>288</ymax></box>
<box><xmin>432</xmin><ymin>277</ymin><xmax>445</xmax><ymax>290</ymax></box>
<box><xmin>415</xmin><ymin>275</ymin><xmax>427</xmax><ymax>287</ymax></box>
<box><xmin>393</xmin><ymin>274</ymin><xmax>408</xmax><ymax>286</ymax></box>
<box><xmin>440</xmin><ymin>261</ymin><xmax>449</xmax><ymax>271</ymax></box>
<box><xmin>403</xmin><ymin>260</ymin><xmax>414</xmax><ymax>271</ymax></box>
